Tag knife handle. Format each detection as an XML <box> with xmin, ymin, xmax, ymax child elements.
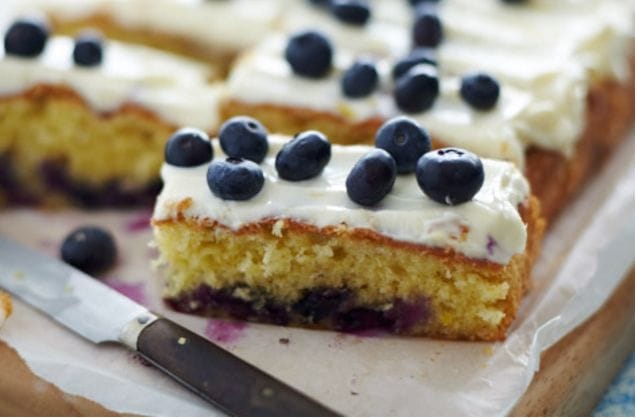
<box><xmin>136</xmin><ymin>318</ymin><xmax>339</xmax><ymax>417</ymax></box>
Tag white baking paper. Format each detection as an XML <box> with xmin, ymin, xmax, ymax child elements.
<box><xmin>0</xmin><ymin>134</ymin><xmax>633</xmax><ymax>416</ymax></box>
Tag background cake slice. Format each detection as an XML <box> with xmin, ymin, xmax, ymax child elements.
<box><xmin>0</xmin><ymin>18</ymin><xmax>221</xmax><ymax>207</ymax></box>
<box><xmin>220</xmin><ymin>0</ymin><xmax>634</xmax><ymax>223</ymax></box>
<box><xmin>152</xmin><ymin>124</ymin><xmax>544</xmax><ymax>341</ymax></box>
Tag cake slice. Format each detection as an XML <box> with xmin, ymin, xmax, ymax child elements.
<box><xmin>0</xmin><ymin>292</ymin><xmax>12</xmax><ymax>327</ymax></box>
<box><xmin>0</xmin><ymin>17</ymin><xmax>221</xmax><ymax>207</ymax></box>
<box><xmin>152</xmin><ymin>121</ymin><xmax>544</xmax><ymax>341</ymax></box>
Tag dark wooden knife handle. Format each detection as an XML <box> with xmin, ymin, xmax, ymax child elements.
<box><xmin>137</xmin><ymin>318</ymin><xmax>339</xmax><ymax>417</ymax></box>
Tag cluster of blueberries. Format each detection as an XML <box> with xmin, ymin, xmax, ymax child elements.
<box><xmin>286</xmin><ymin>28</ymin><xmax>501</xmax><ymax>113</ymax></box>
<box><xmin>165</xmin><ymin>116</ymin><xmax>485</xmax><ymax>208</ymax></box>
<box><xmin>295</xmin><ymin>0</ymin><xmax>528</xmax><ymax>112</ymax></box>
<box><xmin>3</xmin><ymin>17</ymin><xmax>104</xmax><ymax>67</ymax></box>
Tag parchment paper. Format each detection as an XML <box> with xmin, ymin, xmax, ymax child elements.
<box><xmin>0</xmin><ymin>134</ymin><xmax>633</xmax><ymax>416</ymax></box>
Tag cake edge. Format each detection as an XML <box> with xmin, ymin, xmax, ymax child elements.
<box><xmin>152</xmin><ymin>196</ymin><xmax>544</xmax><ymax>341</ymax></box>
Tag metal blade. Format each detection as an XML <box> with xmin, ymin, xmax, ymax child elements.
<box><xmin>0</xmin><ymin>235</ymin><xmax>149</xmax><ymax>344</ymax></box>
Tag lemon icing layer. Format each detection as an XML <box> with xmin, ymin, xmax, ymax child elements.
<box><xmin>154</xmin><ymin>135</ymin><xmax>530</xmax><ymax>265</ymax></box>
<box><xmin>0</xmin><ymin>35</ymin><xmax>220</xmax><ymax>131</ymax></box>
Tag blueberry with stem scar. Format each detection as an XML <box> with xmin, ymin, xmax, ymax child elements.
<box><xmin>416</xmin><ymin>148</ymin><xmax>484</xmax><ymax>205</ymax></box>
<box><xmin>207</xmin><ymin>158</ymin><xmax>265</xmax><ymax>201</ymax></box>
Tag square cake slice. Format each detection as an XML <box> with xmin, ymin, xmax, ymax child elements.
<box><xmin>152</xmin><ymin>132</ymin><xmax>544</xmax><ymax>341</ymax></box>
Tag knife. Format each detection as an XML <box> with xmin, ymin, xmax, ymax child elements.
<box><xmin>0</xmin><ymin>235</ymin><xmax>339</xmax><ymax>417</ymax></box>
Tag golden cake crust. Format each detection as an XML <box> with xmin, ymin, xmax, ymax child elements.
<box><xmin>153</xmin><ymin>196</ymin><xmax>544</xmax><ymax>341</ymax></box>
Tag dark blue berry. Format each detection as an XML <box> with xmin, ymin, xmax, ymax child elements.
<box><xmin>413</xmin><ymin>11</ymin><xmax>443</xmax><ymax>47</ymax></box>
<box><xmin>409</xmin><ymin>0</ymin><xmax>439</xmax><ymax>5</ymax></box>
<box><xmin>219</xmin><ymin>116</ymin><xmax>269</xmax><ymax>163</ymax></box>
<box><xmin>285</xmin><ymin>30</ymin><xmax>333</xmax><ymax>78</ymax></box>
<box><xmin>330</xmin><ymin>0</ymin><xmax>371</xmax><ymax>26</ymax></box>
<box><xmin>375</xmin><ymin>116</ymin><xmax>431</xmax><ymax>174</ymax></box>
<box><xmin>308</xmin><ymin>0</ymin><xmax>331</xmax><ymax>6</ymax></box>
<box><xmin>207</xmin><ymin>158</ymin><xmax>265</xmax><ymax>201</ymax></box>
<box><xmin>341</xmin><ymin>59</ymin><xmax>378</xmax><ymax>98</ymax></box>
<box><xmin>61</xmin><ymin>226</ymin><xmax>117</xmax><ymax>275</ymax></box>
<box><xmin>346</xmin><ymin>149</ymin><xmax>396</xmax><ymax>206</ymax></box>
<box><xmin>416</xmin><ymin>148</ymin><xmax>484</xmax><ymax>205</ymax></box>
<box><xmin>394</xmin><ymin>64</ymin><xmax>439</xmax><ymax>113</ymax></box>
<box><xmin>3</xmin><ymin>18</ymin><xmax>49</xmax><ymax>57</ymax></box>
<box><xmin>275</xmin><ymin>131</ymin><xmax>331</xmax><ymax>181</ymax></box>
<box><xmin>460</xmin><ymin>73</ymin><xmax>500</xmax><ymax>110</ymax></box>
<box><xmin>392</xmin><ymin>48</ymin><xmax>437</xmax><ymax>80</ymax></box>
<box><xmin>164</xmin><ymin>128</ymin><xmax>212</xmax><ymax>167</ymax></box>
<box><xmin>73</xmin><ymin>32</ymin><xmax>103</xmax><ymax>67</ymax></box>
<box><xmin>293</xmin><ymin>288</ymin><xmax>351</xmax><ymax>322</ymax></box>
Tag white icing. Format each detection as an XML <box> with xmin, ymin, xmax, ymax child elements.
<box><xmin>282</xmin><ymin>1</ymin><xmax>410</xmax><ymax>58</ymax></box>
<box><xmin>154</xmin><ymin>135</ymin><xmax>530</xmax><ymax>265</ymax></box>
<box><xmin>0</xmin><ymin>36</ymin><xmax>221</xmax><ymax>131</ymax></box>
<box><xmin>226</xmin><ymin>36</ymin><xmax>393</xmax><ymax>123</ymax></box>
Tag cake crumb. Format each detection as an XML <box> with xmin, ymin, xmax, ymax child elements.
<box><xmin>271</xmin><ymin>219</ymin><xmax>285</xmax><ymax>237</ymax></box>
<box><xmin>278</xmin><ymin>338</ymin><xmax>290</xmax><ymax>345</ymax></box>
<box><xmin>177</xmin><ymin>337</ymin><xmax>187</xmax><ymax>345</ymax></box>
<box><xmin>350</xmin><ymin>391</ymin><xmax>358</xmax><ymax>396</ymax></box>
<box><xmin>483</xmin><ymin>346</ymin><xmax>494</xmax><ymax>356</ymax></box>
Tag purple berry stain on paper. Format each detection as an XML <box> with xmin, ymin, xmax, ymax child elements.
<box><xmin>125</xmin><ymin>210</ymin><xmax>153</xmax><ymax>233</ymax></box>
<box><xmin>105</xmin><ymin>278</ymin><xmax>147</xmax><ymax>305</ymax></box>
<box><xmin>205</xmin><ymin>319</ymin><xmax>247</xmax><ymax>344</ymax></box>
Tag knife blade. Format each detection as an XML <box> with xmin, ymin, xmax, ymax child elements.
<box><xmin>0</xmin><ymin>235</ymin><xmax>339</xmax><ymax>417</ymax></box>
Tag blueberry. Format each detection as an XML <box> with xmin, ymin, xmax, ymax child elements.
<box><xmin>416</xmin><ymin>148</ymin><xmax>484</xmax><ymax>205</ymax></box>
<box><xmin>341</xmin><ymin>59</ymin><xmax>378</xmax><ymax>98</ymax></box>
<box><xmin>3</xmin><ymin>18</ymin><xmax>49</xmax><ymax>57</ymax></box>
<box><xmin>285</xmin><ymin>30</ymin><xmax>333</xmax><ymax>78</ymax></box>
<box><xmin>219</xmin><ymin>116</ymin><xmax>269</xmax><ymax>163</ymax></box>
<box><xmin>207</xmin><ymin>158</ymin><xmax>265</xmax><ymax>201</ymax></box>
<box><xmin>375</xmin><ymin>116</ymin><xmax>431</xmax><ymax>174</ymax></box>
<box><xmin>394</xmin><ymin>64</ymin><xmax>439</xmax><ymax>113</ymax></box>
<box><xmin>408</xmin><ymin>0</ymin><xmax>439</xmax><ymax>5</ymax></box>
<box><xmin>330</xmin><ymin>0</ymin><xmax>371</xmax><ymax>26</ymax></box>
<box><xmin>164</xmin><ymin>128</ymin><xmax>212</xmax><ymax>167</ymax></box>
<box><xmin>275</xmin><ymin>131</ymin><xmax>331</xmax><ymax>181</ymax></box>
<box><xmin>392</xmin><ymin>48</ymin><xmax>438</xmax><ymax>80</ymax></box>
<box><xmin>73</xmin><ymin>31</ymin><xmax>103</xmax><ymax>67</ymax></box>
<box><xmin>413</xmin><ymin>10</ymin><xmax>443</xmax><ymax>47</ymax></box>
<box><xmin>392</xmin><ymin>48</ymin><xmax>437</xmax><ymax>80</ymax></box>
<box><xmin>308</xmin><ymin>0</ymin><xmax>331</xmax><ymax>6</ymax></box>
<box><xmin>60</xmin><ymin>226</ymin><xmax>117</xmax><ymax>275</ymax></box>
<box><xmin>346</xmin><ymin>149</ymin><xmax>396</xmax><ymax>206</ymax></box>
<box><xmin>460</xmin><ymin>73</ymin><xmax>500</xmax><ymax>110</ymax></box>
